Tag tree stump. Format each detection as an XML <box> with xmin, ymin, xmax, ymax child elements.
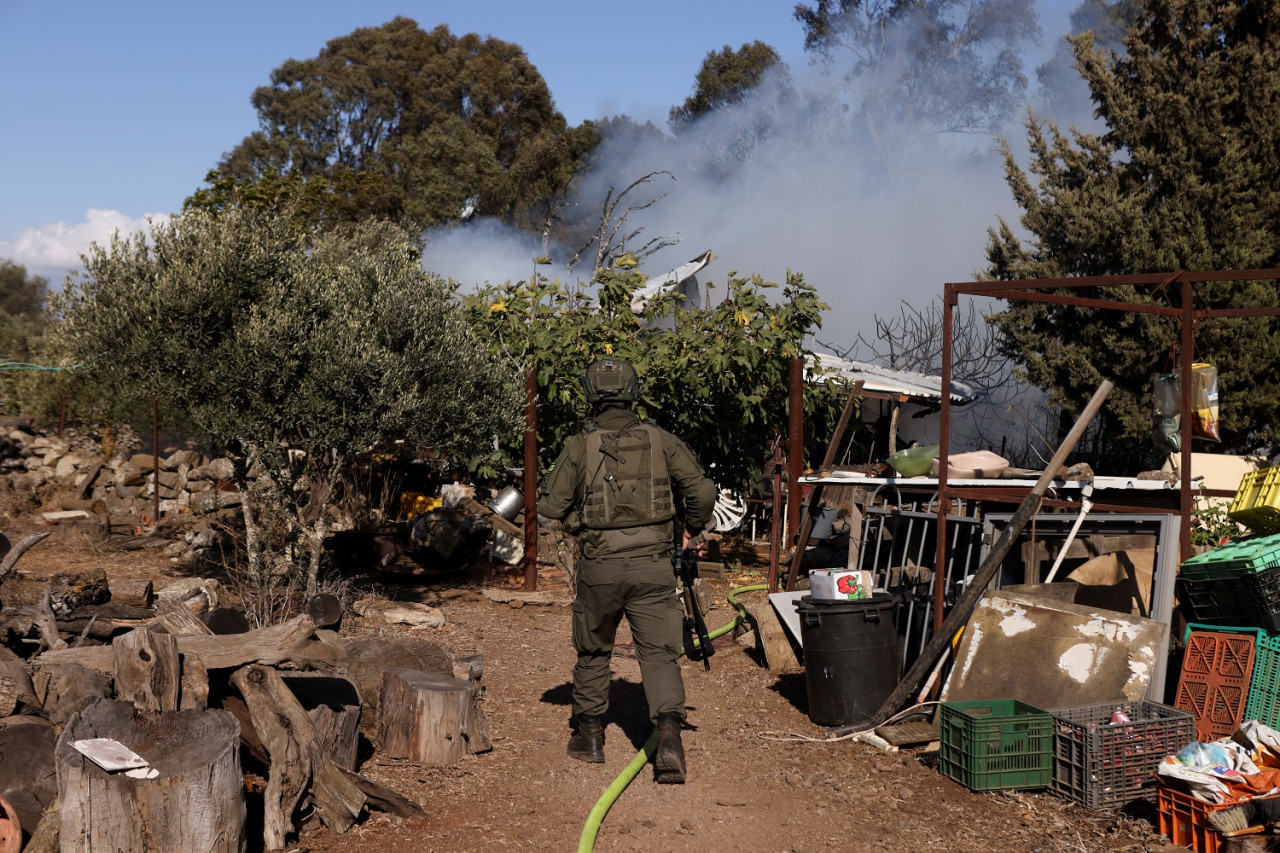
<box><xmin>56</xmin><ymin>699</ymin><xmax>244</xmax><ymax>853</ymax></box>
<box><xmin>378</xmin><ymin>668</ymin><xmax>491</xmax><ymax>765</ymax></box>
<box><xmin>280</xmin><ymin>673</ymin><xmax>362</xmax><ymax>770</ymax></box>
<box><xmin>113</xmin><ymin>628</ymin><xmax>180</xmax><ymax>713</ymax></box>
<box><xmin>0</xmin><ymin>716</ymin><xmax>56</xmax><ymax>842</ymax></box>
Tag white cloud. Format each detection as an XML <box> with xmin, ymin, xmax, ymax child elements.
<box><xmin>0</xmin><ymin>209</ymin><xmax>169</xmax><ymax>283</ymax></box>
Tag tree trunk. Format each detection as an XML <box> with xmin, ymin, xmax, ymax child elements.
<box><xmin>378</xmin><ymin>667</ymin><xmax>491</xmax><ymax>765</ymax></box>
<box><xmin>0</xmin><ymin>716</ymin><xmax>57</xmax><ymax>838</ymax></box>
<box><xmin>56</xmin><ymin>699</ymin><xmax>244</xmax><ymax>853</ymax></box>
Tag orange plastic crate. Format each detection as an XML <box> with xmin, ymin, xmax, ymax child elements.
<box><xmin>1157</xmin><ymin>787</ymin><xmax>1233</xmax><ymax>853</ymax></box>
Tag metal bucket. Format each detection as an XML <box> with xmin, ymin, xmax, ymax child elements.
<box><xmin>488</xmin><ymin>486</ymin><xmax>525</xmax><ymax>521</ymax></box>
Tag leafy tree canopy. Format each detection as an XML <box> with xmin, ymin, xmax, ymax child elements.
<box><xmin>669</xmin><ymin>42</ymin><xmax>788</xmax><ymax>131</ymax></box>
<box><xmin>50</xmin><ymin>209</ymin><xmax>521</xmax><ymax>588</ymax></box>
<box><xmin>189</xmin><ymin>17</ymin><xmax>596</xmax><ymax>234</ymax></box>
<box><xmin>460</xmin><ymin>257</ymin><xmax>844</xmax><ymax>492</ymax></box>
<box><xmin>987</xmin><ymin>0</ymin><xmax>1280</xmax><ymax>466</ymax></box>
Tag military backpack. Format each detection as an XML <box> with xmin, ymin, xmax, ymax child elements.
<box><xmin>579</xmin><ymin>418</ymin><xmax>675</xmax><ymax>529</ymax></box>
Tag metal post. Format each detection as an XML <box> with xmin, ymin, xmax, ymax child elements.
<box><xmin>768</xmin><ymin>442</ymin><xmax>783</xmax><ymax>592</ymax></box>
<box><xmin>787</xmin><ymin>358</ymin><xmax>803</xmax><ymax>546</ymax></box>
<box><xmin>523</xmin><ymin>369</ymin><xmax>539</xmax><ymax>592</ymax></box>
<box><xmin>934</xmin><ymin>287</ymin><xmax>956</xmax><ymax>635</ymax></box>
<box><xmin>1180</xmin><ymin>276</ymin><xmax>1194</xmax><ymax>563</ymax></box>
<box><xmin>152</xmin><ymin>393</ymin><xmax>160</xmax><ymax>526</ymax></box>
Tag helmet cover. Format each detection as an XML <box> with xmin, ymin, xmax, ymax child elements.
<box><xmin>582</xmin><ymin>358</ymin><xmax>639</xmax><ymax>404</ymax></box>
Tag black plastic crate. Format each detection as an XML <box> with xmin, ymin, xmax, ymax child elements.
<box><xmin>1050</xmin><ymin>701</ymin><xmax>1196</xmax><ymax>810</ymax></box>
<box><xmin>1177</xmin><ymin>568</ymin><xmax>1280</xmax><ymax>632</ymax></box>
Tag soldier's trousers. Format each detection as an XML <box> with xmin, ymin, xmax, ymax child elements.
<box><xmin>570</xmin><ymin>555</ymin><xmax>686</xmax><ymax>724</ymax></box>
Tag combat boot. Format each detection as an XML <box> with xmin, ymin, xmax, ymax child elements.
<box><xmin>653</xmin><ymin>712</ymin><xmax>686</xmax><ymax>784</ymax></box>
<box><xmin>567</xmin><ymin>714</ymin><xmax>605</xmax><ymax>763</ymax></box>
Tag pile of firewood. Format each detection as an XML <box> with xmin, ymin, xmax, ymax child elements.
<box><xmin>0</xmin><ymin>532</ymin><xmax>490</xmax><ymax>852</ymax></box>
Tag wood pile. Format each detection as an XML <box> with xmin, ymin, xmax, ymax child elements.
<box><xmin>0</xmin><ymin>532</ymin><xmax>491</xmax><ymax>852</ymax></box>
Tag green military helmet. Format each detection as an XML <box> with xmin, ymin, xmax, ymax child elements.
<box><xmin>582</xmin><ymin>357</ymin><xmax>639</xmax><ymax>404</ymax></box>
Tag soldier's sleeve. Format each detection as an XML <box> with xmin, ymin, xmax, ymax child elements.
<box><xmin>664</xmin><ymin>432</ymin><xmax>717</xmax><ymax>534</ymax></box>
<box><xmin>537</xmin><ymin>437</ymin><xmax>581</xmax><ymax>521</ymax></box>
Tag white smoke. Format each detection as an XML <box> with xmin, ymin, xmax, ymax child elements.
<box><xmin>422</xmin><ymin>34</ymin><xmax>1072</xmax><ymax>350</ymax></box>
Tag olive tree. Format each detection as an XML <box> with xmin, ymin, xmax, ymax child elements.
<box><xmin>50</xmin><ymin>209</ymin><xmax>521</xmax><ymax>595</ymax></box>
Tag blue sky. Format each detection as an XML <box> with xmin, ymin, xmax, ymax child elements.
<box><xmin>0</xmin><ymin>0</ymin><xmax>1079</xmax><ymax>333</ymax></box>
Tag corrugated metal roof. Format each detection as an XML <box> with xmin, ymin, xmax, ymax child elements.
<box><xmin>811</xmin><ymin>352</ymin><xmax>976</xmax><ymax>404</ymax></box>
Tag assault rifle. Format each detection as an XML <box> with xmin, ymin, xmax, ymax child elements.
<box><xmin>673</xmin><ymin>532</ymin><xmax>714</xmax><ymax>670</ymax></box>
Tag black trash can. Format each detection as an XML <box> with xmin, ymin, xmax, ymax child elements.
<box><xmin>795</xmin><ymin>594</ymin><xmax>901</xmax><ymax>728</ymax></box>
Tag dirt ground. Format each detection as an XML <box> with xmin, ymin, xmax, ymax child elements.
<box><xmin>5</xmin><ymin>506</ymin><xmax>1192</xmax><ymax>853</ymax></box>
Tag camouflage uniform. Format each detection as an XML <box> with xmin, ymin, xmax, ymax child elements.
<box><xmin>539</xmin><ymin>403</ymin><xmax>716</xmax><ymax>725</ymax></box>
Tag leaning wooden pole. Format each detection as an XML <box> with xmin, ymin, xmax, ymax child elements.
<box><xmin>827</xmin><ymin>379</ymin><xmax>1115</xmax><ymax>736</ymax></box>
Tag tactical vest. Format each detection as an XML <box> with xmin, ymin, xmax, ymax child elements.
<box><xmin>579</xmin><ymin>419</ymin><xmax>675</xmax><ymax>529</ymax></box>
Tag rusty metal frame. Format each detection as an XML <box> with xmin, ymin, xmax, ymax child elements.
<box><xmin>934</xmin><ymin>269</ymin><xmax>1280</xmax><ymax>632</ymax></box>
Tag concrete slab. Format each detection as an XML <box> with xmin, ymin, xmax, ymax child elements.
<box><xmin>941</xmin><ymin>589</ymin><xmax>1169</xmax><ymax>709</ymax></box>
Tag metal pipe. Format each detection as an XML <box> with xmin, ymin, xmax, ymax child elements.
<box><xmin>152</xmin><ymin>392</ymin><xmax>160</xmax><ymax>526</ymax></box>
<box><xmin>787</xmin><ymin>358</ymin><xmax>803</xmax><ymax>548</ymax></box>
<box><xmin>935</xmin><ymin>286</ymin><xmax>955</xmax><ymax>636</ymax></box>
<box><xmin>1180</xmin><ymin>276</ymin><xmax>1194</xmax><ymax>564</ymax></box>
<box><xmin>523</xmin><ymin>369</ymin><xmax>539</xmax><ymax>592</ymax></box>
<box><xmin>768</xmin><ymin>442</ymin><xmax>782</xmax><ymax>592</ymax></box>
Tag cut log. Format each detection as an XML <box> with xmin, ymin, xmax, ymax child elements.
<box><xmin>0</xmin><ymin>647</ymin><xmax>36</xmax><ymax>714</ymax></box>
<box><xmin>180</xmin><ymin>653</ymin><xmax>209</xmax><ymax>711</ymax></box>
<box><xmin>151</xmin><ymin>599</ymin><xmax>214</xmax><ymax>636</ymax></box>
<box><xmin>34</xmin><ymin>613</ymin><xmax>318</xmax><ymax>673</ymax></box>
<box><xmin>0</xmin><ymin>716</ymin><xmax>57</xmax><ymax>837</ymax></box>
<box><xmin>48</xmin><ymin>568</ymin><xmax>111</xmax><ymax>619</ymax></box>
<box><xmin>231</xmin><ymin>665</ymin><xmax>365</xmax><ymax>848</ymax></box>
<box><xmin>339</xmin><ymin>635</ymin><xmax>453</xmax><ymax>720</ymax></box>
<box><xmin>378</xmin><ymin>668</ymin><xmax>491</xmax><ymax>765</ymax></box>
<box><xmin>31</xmin><ymin>662</ymin><xmax>111</xmax><ymax>727</ymax></box>
<box><xmin>56</xmin><ymin>699</ymin><xmax>244</xmax><ymax>853</ymax></box>
<box><xmin>281</xmin><ymin>672</ymin><xmax>362</xmax><ymax>771</ymax></box>
<box><xmin>113</xmin><ymin>629</ymin><xmax>180</xmax><ymax>713</ymax></box>
<box><xmin>106</xmin><ymin>577</ymin><xmax>153</xmax><ymax>608</ymax></box>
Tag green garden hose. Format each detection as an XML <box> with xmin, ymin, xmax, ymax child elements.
<box><xmin>577</xmin><ymin>583</ymin><xmax>769</xmax><ymax>853</ymax></box>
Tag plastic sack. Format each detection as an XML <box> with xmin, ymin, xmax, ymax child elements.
<box><xmin>1152</xmin><ymin>372</ymin><xmax>1181</xmax><ymax>452</ymax></box>
<box><xmin>1191</xmin><ymin>362</ymin><xmax>1221</xmax><ymax>442</ymax></box>
<box><xmin>1150</xmin><ymin>364</ymin><xmax>1221</xmax><ymax>450</ymax></box>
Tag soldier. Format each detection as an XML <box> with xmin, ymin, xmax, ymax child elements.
<box><xmin>538</xmin><ymin>357</ymin><xmax>716</xmax><ymax>784</ymax></box>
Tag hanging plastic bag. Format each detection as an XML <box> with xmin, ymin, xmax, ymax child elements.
<box><xmin>1191</xmin><ymin>362</ymin><xmax>1221</xmax><ymax>442</ymax></box>
<box><xmin>1152</xmin><ymin>372</ymin><xmax>1180</xmax><ymax>452</ymax></box>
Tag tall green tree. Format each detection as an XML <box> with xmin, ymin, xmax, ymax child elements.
<box><xmin>795</xmin><ymin>0</ymin><xmax>1039</xmax><ymax>183</ymax></box>
<box><xmin>0</xmin><ymin>261</ymin><xmax>52</xmax><ymax>415</ymax></box>
<box><xmin>191</xmin><ymin>17</ymin><xmax>596</xmax><ymax>234</ymax></box>
<box><xmin>50</xmin><ymin>209</ymin><xmax>520</xmax><ymax>595</ymax></box>
<box><xmin>668</xmin><ymin>42</ymin><xmax>789</xmax><ymax>130</ymax></box>
<box><xmin>460</xmin><ymin>256</ymin><xmax>843</xmax><ymax>492</ymax></box>
<box><xmin>987</xmin><ymin>0</ymin><xmax>1280</xmax><ymax>466</ymax></box>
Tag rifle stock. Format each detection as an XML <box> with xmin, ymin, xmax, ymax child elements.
<box><xmin>674</xmin><ymin>544</ymin><xmax>714</xmax><ymax>669</ymax></box>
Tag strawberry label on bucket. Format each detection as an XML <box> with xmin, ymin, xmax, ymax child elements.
<box><xmin>809</xmin><ymin>569</ymin><xmax>873</xmax><ymax>600</ymax></box>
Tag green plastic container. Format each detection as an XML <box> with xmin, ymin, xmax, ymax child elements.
<box><xmin>939</xmin><ymin>699</ymin><xmax>1053</xmax><ymax>791</ymax></box>
<box><xmin>886</xmin><ymin>444</ymin><xmax>940</xmax><ymax>478</ymax></box>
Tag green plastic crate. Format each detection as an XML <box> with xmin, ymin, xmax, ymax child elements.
<box><xmin>939</xmin><ymin>699</ymin><xmax>1053</xmax><ymax>791</ymax></box>
<box><xmin>1247</xmin><ymin>632</ymin><xmax>1280</xmax><ymax>727</ymax></box>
